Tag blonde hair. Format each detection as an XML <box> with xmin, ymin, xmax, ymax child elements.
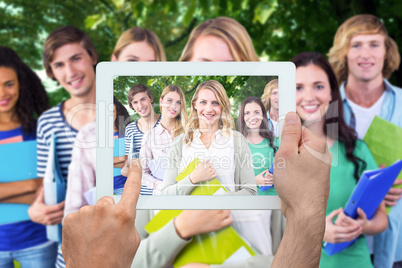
<box><xmin>184</xmin><ymin>80</ymin><xmax>235</xmax><ymax>144</ymax></box>
<box><xmin>179</xmin><ymin>17</ymin><xmax>260</xmax><ymax>62</ymax></box>
<box><xmin>113</xmin><ymin>27</ymin><xmax>166</xmax><ymax>61</ymax></box>
<box><xmin>328</xmin><ymin>14</ymin><xmax>400</xmax><ymax>84</ymax></box>
<box><xmin>160</xmin><ymin>85</ymin><xmax>188</xmax><ymax>138</ymax></box>
<box><xmin>261</xmin><ymin>79</ymin><xmax>278</xmax><ymax>112</ymax></box>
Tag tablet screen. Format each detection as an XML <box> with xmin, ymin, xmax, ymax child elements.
<box><xmin>97</xmin><ymin>62</ymin><xmax>295</xmax><ymax>209</ymax></box>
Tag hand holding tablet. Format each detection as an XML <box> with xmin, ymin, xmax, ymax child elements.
<box><xmin>272</xmin><ymin>112</ymin><xmax>331</xmax><ymax>267</ymax></box>
<box><xmin>62</xmin><ymin>159</ymin><xmax>141</xmax><ymax>268</ymax></box>
<box><xmin>63</xmin><ymin>112</ymin><xmax>331</xmax><ymax>268</ymax></box>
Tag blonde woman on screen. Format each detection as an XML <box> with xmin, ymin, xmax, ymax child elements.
<box><xmin>161</xmin><ymin>80</ymin><xmax>256</xmax><ymax>196</ymax></box>
<box><xmin>140</xmin><ymin>85</ymin><xmax>188</xmax><ymax>195</ymax></box>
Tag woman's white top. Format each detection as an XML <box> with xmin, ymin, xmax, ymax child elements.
<box><xmin>181</xmin><ymin>129</ymin><xmax>235</xmax><ymax>192</ymax></box>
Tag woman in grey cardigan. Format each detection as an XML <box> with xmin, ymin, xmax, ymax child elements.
<box><xmin>160</xmin><ymin>80</ymin><xmax>257</xmax><ymax>196</ymax></box>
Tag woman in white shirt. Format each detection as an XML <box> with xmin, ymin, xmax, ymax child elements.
<box><xmin>161</xmin><ymin>80</ymin><xmax>256</xmax><ymax>196</ymax></box>
<box><xmin>140</xmin><ymin>85</ymin><xmax>188</xmax><ymax>195</ymax></box>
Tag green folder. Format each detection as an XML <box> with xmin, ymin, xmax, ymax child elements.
<box><xmin>176</xmin><ymin>158</ymin><xmax>228</xmax><ymax>195</ymax></box>
<box><xmin>145</xmin><ymin>159</ymin><xmax>256</xmax><ymax>267</ymax></box>
<box><xmin>145</xmin><ymin>211</ymin><xmax>256</xmax><ymax>267</ymax></box>
<box><xmin>363</xmin><ymin>116</ymin><xmax>402</xmax><ymax>213</ymax></box>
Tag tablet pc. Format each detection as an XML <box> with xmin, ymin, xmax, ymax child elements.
<box><xmin>96</xmin><ymin>62</ymin><xmax>295</xmax><ymax>209</ymax></box>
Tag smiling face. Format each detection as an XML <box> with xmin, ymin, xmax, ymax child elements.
<box><xmin>0</xmin><ymin>67</ymin><xmax>19</xmax><ymax>116</ymax></box>
<box><xmin>189</xmin><ymin>35</ymin><xmax>234</xmax><ymax>62</ymax></box>
<box><xmin>193</xmin><ymin>89</ymin><xmax>222</xmax><ymax>129</ymax></box>
<box><xmin>296</xmin><ymin>64</ymin><xmax>332</xmax><ymax>123</ymax></box>
<box><xmin>50</xmin><ymin>43</ymin><xmax>96</xmax><ymax>98</ymax></box>
<box><xmin>270</xmin><ymin>88</ymin><xmax>279</xmax><ymax>111</ymax></box>
<box><xmin>130</xmin><ymin>92</ymin><xmax>153</xmax><ymax>118</ymax></box>
<box><xmin>346</xmin><ymin>34</ymin><xmax>386</xmax><ymax>84</ymax></box>
<box><xmin>244</xmin><ymin>102</ymin><xmax>263</xmax><ymax>130</ymax></box>
<box><xmin>112</xmin><ymin>41</ymin><xmax>156</xmax><ymax>62</ymax></box>
<box><xmin>160</xmin><ymin>91</ymin><xmax>181</xmax><ymax>120</ymax></box>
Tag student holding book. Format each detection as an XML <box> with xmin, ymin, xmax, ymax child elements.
<box><xmin>160</xmin><ymin>80</ymin><xmax>256</xmax><ymax>196</ymax></box>
<box><xmin>291</xmin><ymin>51</ymin><xmax>388</xmax><ymax>267</ymax></box>
<box><xmin>237</xmin><ymin>96</ymin><xmax>277</xmax><ymax>195</ymax></box>
<box><xmin>0</xmin><ymin>46</ymin><xmax>56</xmax><ymax>267</ymax></box>
<box><xmin>140</xmin><ymin>85</ymin><xmax>188</xmax><ymax>195</ymax></box>
<box><xmin>122</xmin><ymin>84</ymin><xmax>161</xmax><ymax>195</ymax></box>
<box><xmin>328</xmin><ymin>14</ymin><xmax>402</xmax><ymax>267</ymax></box>
<box><xmin>112</xmin><ymin>97</ymin><xmax>130</xmax><ymax>195</ymax></box>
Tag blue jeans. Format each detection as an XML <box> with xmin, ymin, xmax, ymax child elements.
<box><xmin>0</xmin><ymin>241</ymin><xmax>57</xmax><ymax>268</ymax></box>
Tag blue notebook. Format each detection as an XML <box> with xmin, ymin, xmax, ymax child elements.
<box><xmin>113</xmin><ymin>138</ymin><xmax>126</xmax><ymax>177</ymax></box>
<box><xmin>259</xmin><ymin>162</ymin><xmax>274</xmax><ymax>192</ymax></box>
<box><xmin>0</xmin><ymin>141</ymin><xmax>38</xmax><ymax>224</ymax></box>
<box><xmin>113</xmin><ymin>138</ymin><xmax>125</xmax><ymax>157</ymax></box>
<box><xmin>324</xmin><ymin>160</ymin><xmax>402</xmax><ymax>256</ymax></box>
<box><xmin>0</xmin><ymin>140</ymin><xmax>37</xmax><ymax>182</ymax></box>
<box><xmin>43</xmin><ymin>133</ymin><xmax>66</xmax><ymax>244</ymax></box>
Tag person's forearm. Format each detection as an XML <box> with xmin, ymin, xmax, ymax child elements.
<box><xmin>131</xmin><ymin>220</ymin><xmax>190</xmax><ymax>268</ymax></box>
<box><xmin>0</xmin><ymin>179</ymin><xmax>41</xmax><ymax>201</ymax></box>
<box><xmin>1</xmin><ymin>192</ymin><xmax>37</xmax><ymax>204</ymax></box>
<box><xmin>272</xmin><ymin>211</ymin><xmax>325</xmax><ymax>268</ymax></box>
<box><xmin>160</xmin><ymin>174</ymin><xmax>196</xmax><ymax>195</ymax></box>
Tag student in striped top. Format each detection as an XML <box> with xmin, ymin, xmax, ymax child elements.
<box><xmin>27</xmin><ymin>26</ymin><xmax>98</xmax><ymax>268</ymax></box>
<box><xmin>0</xmin><ymin>46</ymin><xmax>57</xmax><ymax>267</ymax></box>
<box><xmin>123</xmin><ymin>84</ymin><xmax>161</xmax><ymax>195</ymax></box>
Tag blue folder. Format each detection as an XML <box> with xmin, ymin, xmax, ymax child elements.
<box><xmin>0</xmin><ymin>140</ymin><xmax>37</xmax><ymax>182</ymax></box>
<box><xmin>113</xmin><ymin>138</ymin><xmax>125</xmax><ymax>177</ymax></box>
<box><xmin>259</xmin><ymin>162</ymin><xmax>274</xmax><ymax>192</ymax></box>
<box><xmin>113</xmin><ymin>138</ymin><xmax>125</xmax><ymax>157</ymax></box>
<box><xmin>0</xmin><ymin>141</ymin><xmax>38</xmax><ymax>225</ymax></box>
<box><xmin>324</xmin><ymin>160</ymin><xmax>402</xmax><ymax>256</ymax></box>
<box><xmin>44</xmin><ymin>134</ymin><xmax>66</xmax><ymax>244</ymax></box>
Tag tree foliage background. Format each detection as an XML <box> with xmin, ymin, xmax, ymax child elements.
<box><xmin>1</xmin><ymin>0</ymin><xmax>401</xmax><ymax>106</ymax></box>
<box><xmin>114</xmin><ymin>75</ymin><xmax>273</xmax><ymax>121</ymax></box>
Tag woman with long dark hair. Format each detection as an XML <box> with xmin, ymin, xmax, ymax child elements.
<box><xmin>0</xmin><ymin>46</ymin><xmax>56</xmax><ymax>267</ymax></box>
<box><xmin>237</xmin><ymin>96</ymin><xmax>277</xmax><ymax>195</ymax></box>
<box><xmin>292</xmin><ymin>51</ymin><xmax>387</xmax><ymax>267</ymax></box>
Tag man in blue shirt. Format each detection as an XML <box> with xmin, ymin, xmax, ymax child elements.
<box><xmin>329</xmin><ymin>14</ymin><xmax>402</xmax><ymax>268</ymax></box>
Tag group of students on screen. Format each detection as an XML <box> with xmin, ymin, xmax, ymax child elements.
<box><xmin>0</xmin><ymin>13</ymin><xmax>401</xmax><ymax>268</ymax></box>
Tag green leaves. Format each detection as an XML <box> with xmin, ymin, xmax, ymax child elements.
<box><xmin>254</xmin><ymin>1</ymin><xmax>276</xmax><ymax>24</ymax></box>
<box><xmin>112</xmin><ymin>0</ymin><xmax>125</xmax><ymax>9</ymax></box>
<box><xmin>85</xmin><ymin>14</ymin><xmax>106</xmax><ymax>29</ymax></box>
<box><xmin>183</xmin><ymin>0</ymin><xmax>196</xmax><ymax>26</ymax></box>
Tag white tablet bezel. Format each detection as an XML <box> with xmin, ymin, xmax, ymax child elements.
<box><xmin>96</xmin><ymin>62</ymin><xmax>295</xmax><ymax>209</ymax></box>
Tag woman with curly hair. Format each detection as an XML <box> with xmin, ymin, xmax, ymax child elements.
<box><xmin>0</xmin><ymin>46</ymin><xmax>56</xmax><ymax>267</ymax></box>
